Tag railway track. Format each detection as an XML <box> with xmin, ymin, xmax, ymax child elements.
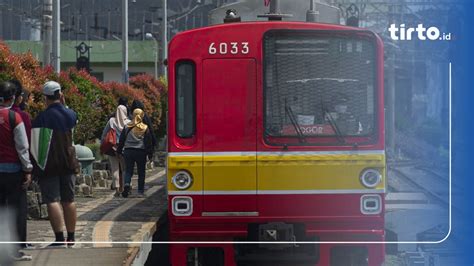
<box><xmin>388</xmin><ymin>166</ymin><xmax>450</xmax><ymax>208</ymax></box>
<box><xmin>387</xmin><ymin>161</ymin><xmax>465</xmax><ymax>265</ymax></box>
<box><xmin>414</xmin><ymin>165</ymin><xmax>449</xmax><ymax>185</ymax></box>
<box><xmin>387</xmin><ymin>159</ymin><xmax>461</xmax><ymax>208</ymax></box>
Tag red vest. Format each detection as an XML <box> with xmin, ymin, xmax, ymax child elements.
<box><xmin>0</xmin><ymin>108</ymin><xmax>23</xmax><ymax>164</ymax></box>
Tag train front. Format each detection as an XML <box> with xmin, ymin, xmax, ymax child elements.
<box><xmin>167</xmin><ymin>22</ymin><xmax>385</xmax><ymax>266</ymax></box>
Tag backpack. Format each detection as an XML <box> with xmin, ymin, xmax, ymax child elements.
<box><xmin>100</xmin><ymin>126</ymin><xmax>117</xmax><ymax>156</ymax></box>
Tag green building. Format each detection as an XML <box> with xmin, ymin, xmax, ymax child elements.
<box><xmin>5</xmin><ymin>40</ymin><xmax>157</xmax><ymax>81</ymax></box>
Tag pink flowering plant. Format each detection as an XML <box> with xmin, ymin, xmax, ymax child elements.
<box><xmin>0</xmin><ymin>42</ymin><xmax>167</xmax><ymax>144</ymax></box>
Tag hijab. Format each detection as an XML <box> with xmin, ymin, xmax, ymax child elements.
<box><xmin>127</xmin><ymin>108</ymin><xmax>148</xmax><ymax>138</ymax></box>
<box><xmin>110</xmin><ymin>105</ymin><xmax>130</xmax><ymax>132</ymax></box>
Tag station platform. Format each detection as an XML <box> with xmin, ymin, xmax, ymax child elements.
<box><xmin>14</xmin><ymin>168</ymin><xmax>167</xmax><ymax>266</ymax></box>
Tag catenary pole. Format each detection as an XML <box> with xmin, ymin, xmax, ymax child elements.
<box><xmin>161</xmin><ymin>0</ymin><xmax>167</xmax><ymax>77</ymax></box>
<box><xmin>154</xmin><ymin>38</ymin><xmax>159</xmax><ymax>79</ymax></box>
<box><xmin>122</xmin><ymin>0</ymin><xmax>129</xmax><ymax>83</ymax></box>
<box><xmin>43</xmin><ymin>0</ymin><xmax>52</xmax><ymax>66</ymax></box>
<box><xmin>52</xmin><ymin>0</ymin><xmax>60</xmax><ymax>73</ymax></box>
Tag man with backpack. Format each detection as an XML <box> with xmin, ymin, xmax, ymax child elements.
<box><xmin>0</xmin><ymin>81</ymin><xmax>33</xmax><ymax>261</ymax></box>
<box><xmin>31</xmin><ymin>81</ymin><xmax>80</xmax><ymax>247</ymax></box>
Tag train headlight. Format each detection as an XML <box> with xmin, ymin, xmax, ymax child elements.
<box><xmin>172</xmin><ymin>171</ymin><xmax>193</xmax><ymax>190</ymax></box>
<box><xmin>360</xmin><ymin>169</ymin><xmax>382</xmax><ymax>188</ymax></box>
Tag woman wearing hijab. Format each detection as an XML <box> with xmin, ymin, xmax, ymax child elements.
<box><xmin>117</xmin><ymin>108</ymin><xmax>153</xmax><ymax>198</ymax></box>
<box><xmin>101</xmin><ymin>105</ymin><xmax>130</xmax><ymax>196</ymax></box>
<box><xmin>130</xmin><ymin>100</ymin><xmax>156</xmax><ymax>149</ymax></box>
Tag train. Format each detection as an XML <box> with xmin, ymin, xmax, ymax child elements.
<box><xmin>166</xmin><ymin>2</ymin><xmax>385</xmax><ymax>265</ymax></box>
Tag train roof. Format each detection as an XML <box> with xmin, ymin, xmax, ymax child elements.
<box><xmin>171</xmin><ymin>21</ymin><xmax>376</xmax><ymax>40</ymax></box>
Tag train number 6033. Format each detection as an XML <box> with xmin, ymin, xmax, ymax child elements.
<box><xmin>208</xmin><ymin>42</ymin><xmax>249</xmax><ymax>55</ymax></box>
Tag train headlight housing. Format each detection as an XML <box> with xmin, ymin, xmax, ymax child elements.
<box><xmin>172</xmin><ymin>171</ymin><xmax>193</xmax><ymax>190</ymax></box>
<box><xmin>360</xmin><ymin>169</ymin><xmax>382</xmax><ymax>188</ymax></box>
<box><xmin>360</xmin><ymin>194</ymin><xmax>382</xmax><ymax>215</ymax></box>
<box><xmin>172</xmin><ymin>196</ymin><xmax>193</xmax><ymax>216</ymax></box>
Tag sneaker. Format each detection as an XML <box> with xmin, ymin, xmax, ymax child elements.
<box><xmin>122</xmin><ymin>185</ymin><xmax>130</xmax><ymax>198</ymax></box>
<box><xmin>20</xmin><ymin>243</ymin><xmax>34</xmax><ymax>249</ymax></box>
<box><xmin>135</xmin><ymin>192</ymin><xmax>145</xmax><ymax>198</ymax></box>
<box><xmin>11</xmin><ymin>251</ymin><xmax>32</xmax><ymax>261</ymax></box>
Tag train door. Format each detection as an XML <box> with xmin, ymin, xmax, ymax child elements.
<box><xmin>201</xmin><ymin>59</ymin><xmax>257</xmax><ymax>214</ymax></box>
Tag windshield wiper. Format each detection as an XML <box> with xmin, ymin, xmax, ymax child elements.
<box><xmin>323</xmin><ymin>107</ymin><xmax>346</xmax><ymax>145</ymax></box>
<box><xmin>285</xmin><ymin>102</ymin><xmax>306</xmax><ymax>144</ymax></box>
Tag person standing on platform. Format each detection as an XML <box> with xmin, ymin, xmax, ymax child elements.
<box><xmin>10</xmin><ymin>79</ymin><xmax>32</xmax><ymax>249</ymax></box>
<box><xmin>31</xmin><ymin>81</ymin><xmax>80</xmax><ymax>247</ymax></box>
<box><xmin>0</xmin><ymin>81</ymin><xmax>33</xmax><ymax>260</ymax></box>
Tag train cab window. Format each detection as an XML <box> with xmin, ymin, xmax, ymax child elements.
<box><xmin>176</xmin><ymin>61</ymin><xmax>196</xmax><ymax>138</ymax></box>
<box><xmin>263</xmin><ymin>30</ymin><xmax>378</xmax><ymax>145</ymax></box>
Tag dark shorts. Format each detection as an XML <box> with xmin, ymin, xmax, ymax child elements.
<box><xmin>39</xmin><ymin>174</ymin><xmax>76</xmax><ymax>204</ymax></box>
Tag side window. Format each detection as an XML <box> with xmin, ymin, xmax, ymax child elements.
<box><xmin>176</xmin><ymin>61</ymin><xmax>196</xmax><ymax>138</ymax></box>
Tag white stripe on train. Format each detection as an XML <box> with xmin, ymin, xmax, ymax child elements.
<box><xmin>168</xmin><ymin>189</ymin><xmax>385</xmax><ymax>196</ymax></box>
<box><xmin>168</xmin><ymin>150</ymin><xmax>385</xmax><ymax>157</ymax></box>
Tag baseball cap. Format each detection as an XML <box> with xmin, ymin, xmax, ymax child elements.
<box><xmin>42</xmin><ymin>81</ymin><xmax>61</xmax><ymax>96</ymax></box>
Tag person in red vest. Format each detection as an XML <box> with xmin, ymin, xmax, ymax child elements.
<box><xmin>9</xmin><ymin>79</ymin><xmax>32</xmax><ymax>249</ymax></box>
<box><xmin>0</xmin><ymin>81</ymin><xmax>33</xmax><ymax>261</ymax></box>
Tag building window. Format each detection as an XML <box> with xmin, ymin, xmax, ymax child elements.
<box><xmin>176</xmin><ymin>61</ymin><xmax>195</xmax><ymax>138</ymax></box>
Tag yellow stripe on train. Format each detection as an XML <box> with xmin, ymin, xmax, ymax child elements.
<box><xmin>167</xmin><ymin>152</ymin><xmax>386</xmax><ymax>193</ymax></box>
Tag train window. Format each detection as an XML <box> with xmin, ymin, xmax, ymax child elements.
<box><xmin>176</xmin><ymin>61</ymin><xmax>196</xmax><ymax>138</ymax></box>
<box><xmin>263</xmin><ymin>30</ymin><xmax>377</xmax><ymax>144</ymax></box>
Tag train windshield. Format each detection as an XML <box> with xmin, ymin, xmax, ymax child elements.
<box><xmin>263</xmin><ymin>30</ymin><xmax>377</xmax><ymax>145</ymax></box>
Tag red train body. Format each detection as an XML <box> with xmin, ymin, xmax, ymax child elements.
<box><xmin>167</xmin><ymin>21</ymin><xmax>385</xmax><ymax>266</ymax></box>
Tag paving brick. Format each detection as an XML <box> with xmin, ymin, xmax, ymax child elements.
<box><xmin>20</xmin><ymin>167</ymin><xmax>166</xmax><ymax>266</ymax></box>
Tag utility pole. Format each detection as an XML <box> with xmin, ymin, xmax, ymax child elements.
<box><xmin>161</xmin><ymin>0</ymin><xmax>167</xmax><ymax>77</ymax></box>
<box><xmin>122</xmin><ymin>0</ymin><xmax>129</xmax><ymax>83</ymax></box>
<box><xmin>0</xmin><ymin>9</ymin><xmax>3</xmax><ymax>38</ymax></box>
<box><xmin>107</xmin><ymin>10</ymin><xmax>111</xmax><ymax>39</ymax></box>
<box><xmin>43</xmin><ymin>0</ymin><xmax>52</xmax><ymax>66</ymax></box>
<box><xmin>145</xmin><ymin>33</ymin><xmax>159</xmax><ymax>79</ymax></box>
<box><xmin>52</xmin><ymin>0</ymin><xmax>60</xmax><ymax>73</ymax></box>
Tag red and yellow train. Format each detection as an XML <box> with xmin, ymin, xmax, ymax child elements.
<box><xmin>166</xmin><ymin>13</ymin><xmax>385</xmax><ymax>266</ymax></box>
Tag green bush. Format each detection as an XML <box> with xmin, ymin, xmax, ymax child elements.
<box><xmin>0</xmin><ymin>41</ymin><xmax>167</xmax><ymax>144</ymax></box>
<box><xmin>85</xmin><ymin>143</ymin><xmax>103</xmax><ymax>161</ymax></box>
